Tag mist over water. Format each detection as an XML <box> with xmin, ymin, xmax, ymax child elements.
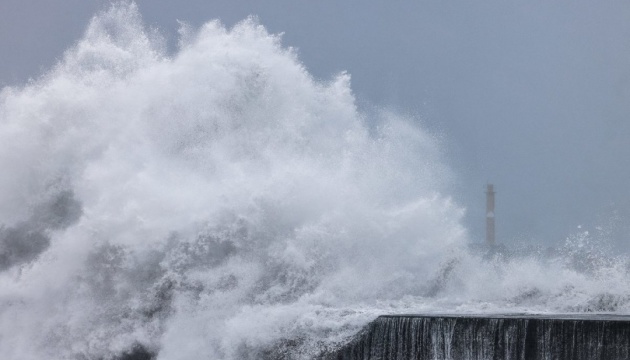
<box><xmin>1</xmin><ymin>3</ymin><xmax>629</xmax><ymax>359</ymax></box>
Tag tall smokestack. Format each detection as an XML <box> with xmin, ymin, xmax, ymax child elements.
<box><xmin>486</xmin><ymin>184</ymin><xmax>495</xmax><ymax>246</ymax></box>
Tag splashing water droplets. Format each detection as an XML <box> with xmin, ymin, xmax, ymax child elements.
<box><xmin>0</xmin><ymin>3</ymin><xmax>462</xmax><ymax>358</ymax></box>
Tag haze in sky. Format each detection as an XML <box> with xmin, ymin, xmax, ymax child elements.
<box><xmin>2</xmin><ymin>0</ymin><xmax>630</xmax><ymax>249</ymax></box>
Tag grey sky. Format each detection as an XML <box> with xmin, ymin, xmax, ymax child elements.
<box><xmin>2</xmin><ymin>0</ymin><xmax>630</xmax><ymax>248</ymax></box>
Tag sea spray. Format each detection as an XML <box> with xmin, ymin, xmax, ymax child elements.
<box><xmin>1</xmin><ymin>2</ymin><xmax>630</xmax><ymax>360</ymax></box>
<box><xmin>0</xmin><ymin>3</ymin><xmax>463</xmax><ymax>359</ymax></box>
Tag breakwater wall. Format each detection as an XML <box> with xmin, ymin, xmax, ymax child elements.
<box><xmin>328</xmin><ymin>314</ymin><xmax>630</xmax><ymax>360</ymax></box>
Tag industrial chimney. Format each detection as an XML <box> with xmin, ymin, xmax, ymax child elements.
<box><xmin>486</xmin><ymin>184</ymin><xmax>495</xmax><ymax>246</ymax></box>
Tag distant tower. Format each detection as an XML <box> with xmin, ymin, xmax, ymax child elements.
<box><xmin>486</xmin><ymin>184</ymin><xmax>495</xmax><ymax>246</ymax></box>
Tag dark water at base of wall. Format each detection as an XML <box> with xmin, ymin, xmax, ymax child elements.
<box><xmin>327</xmin><ymin>314</ymin><xmax>630</xmax><ymax>360</ymax></box>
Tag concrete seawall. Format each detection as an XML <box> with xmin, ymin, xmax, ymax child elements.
<box><xmin>327</xmin><ymin>314</ymin><xmax>630</xmax><ymax>360</ymax></box>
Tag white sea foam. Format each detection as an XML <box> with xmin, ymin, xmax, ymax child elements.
<box><xmin>1</xmin><ymin>3</ymin><xmax>629</xmax><ymax>359</ymax></box>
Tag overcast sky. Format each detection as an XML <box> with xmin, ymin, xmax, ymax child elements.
<box><xmin>2</xmin><ymin>0</ymin><xmax>630</xmax><ymax>248</ymax></box>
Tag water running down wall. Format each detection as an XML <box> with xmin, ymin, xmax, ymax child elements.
<box><xmin>330</xmin><ymin>315</ymin><xmax>630</xmax><ymax>360</ymax></box>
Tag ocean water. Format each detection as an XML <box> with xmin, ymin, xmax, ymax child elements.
<box><xmin>1</xmin><ymin>3</ymin><xmax>629</xmax><ymax>359</ymax></box>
